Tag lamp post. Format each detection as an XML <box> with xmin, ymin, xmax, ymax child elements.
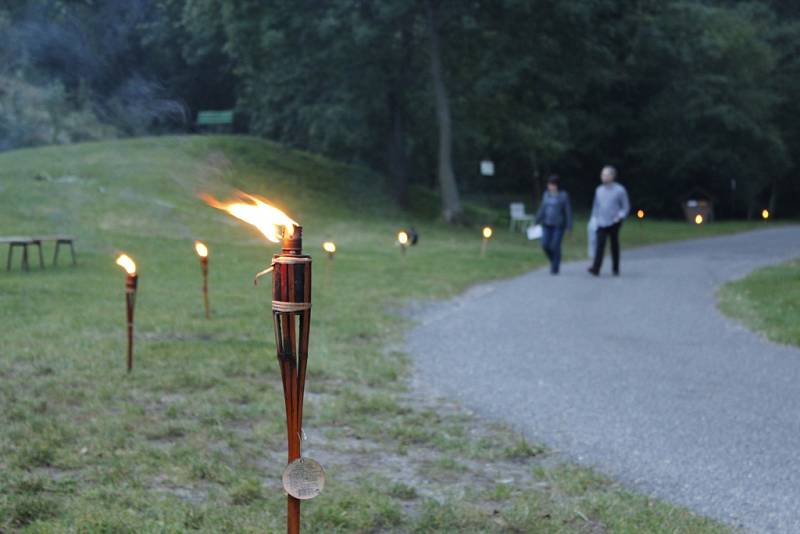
<box><xmin>115</xmin><ymin>254</ymin><xmax>138</xmax><ymax>373</ymax></box>
<box><xmin>203</xmin><ymin>192</ymin><xmax>323</xmax><ymax>533</ymax></box>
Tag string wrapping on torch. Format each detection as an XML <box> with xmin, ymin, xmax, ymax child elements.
<box><xmin>273</xmin><ymin>301</ymin><xmax>312</xmax><ymax>312</ymax></box>
<box><xmin>255</xmin><ymin>255</ymin><xmax>312</xmax><ymax>286</ymax></box>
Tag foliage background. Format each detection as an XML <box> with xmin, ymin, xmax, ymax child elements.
<box><xmin>1</xmin><ymin>0</ymin><xmax>799</xmax><ymax>217</ymax></box>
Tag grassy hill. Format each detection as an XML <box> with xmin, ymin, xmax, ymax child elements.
<box><xmin>0</xmin><ymin>136</ymin><xmax>739</xmax><ymax>532</ymax></box>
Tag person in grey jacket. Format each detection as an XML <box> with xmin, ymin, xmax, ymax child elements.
<box><xmin>535</xmin><ymin>174</ymin><xmax>572</xmax><ymax>274</ymax></box>
<box><xmin>588</xmin><ymin>165</ymin><xmax>630</xmax><ymax>276</ymax></box>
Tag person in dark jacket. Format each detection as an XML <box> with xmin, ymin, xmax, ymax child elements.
<box><xmin>535</xmin><ymin>174</ymin><xmax>573</xmax><ymax>274</ymax></box>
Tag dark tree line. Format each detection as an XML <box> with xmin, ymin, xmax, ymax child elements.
<box><xmin>2</xmin><ymin>0</ymin><xmax>799</xmax><ymax>218</ymax></box>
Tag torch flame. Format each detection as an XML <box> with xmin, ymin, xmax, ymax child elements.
<box><xmin>762</xmin><ymin>209</ymin><xmax>770</xmax><ymax>220</ymax></box>
<box><xmin>323</xmin><ymin>241</ymin><xmax>336</xmax><ymax>254</ymax></box>
<box><xmin>202</xmin><ymin>192</ymin><xmax>298</xmax><ymax>243</ymax></box>
<box><xmin>398</xmin><ymin>231</ymin><xmax>409</xmax><ymax>245</ymax></box>
<box><xmin>195</xmin><ymin>241</ymin><xmax>209</xmax><ymax>258</ymax></box>
<box><xmin>694</xmin><ymin>214</ymin><xmax>704</xmax><ymax>225</ymax></box>
<box><xmin>116</xmin><ymin>254</ymin><xmax>136</xmax><ymax>275</ymax></box>
<box><xmin>482</xmin><ymin>226</ymin><xmax>493</xmax><ymax>239</ymax></box>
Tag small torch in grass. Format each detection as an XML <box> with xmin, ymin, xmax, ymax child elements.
<box><xmin>397</xmin><ymin>230</ymin><xmax>409</xmax><ymax>255</ymax></box>
<box><xmin>115</xmin><ymin>254</ymin><xmax>137</xmax><ymax>373</ymax></box>
<box><xmin>195</xmin><ymin>241</ymin><xmax>210</xmax><ymax>319</ymax></box>
<box><xmin>762</xmin><ymin>209</ymin><xmax>770</xmax><ymax>221</ymax></box>
<box><xmin>322</xmin><ymin>241</ymin><xmax>336</xmax><ymax>260</ymax></box>
<box><xmin>203</xmin><ymin>192</ymin><xmax>323</xmax><ymax>534</ymax></box>
<box><xmin>322</xmin><ymin>241</ymin><xmax>336</xmax><ymax>291</ymax></box>
<box><xmin>480</xmin><ymin>226</ymin><xmax>493</xmax><ymax>258</ymax></box>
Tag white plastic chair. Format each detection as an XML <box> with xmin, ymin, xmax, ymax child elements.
<box><xmin>509</xmin><ymin>202</ymin><xmax>534</xmax><ymax>233</ymax></box>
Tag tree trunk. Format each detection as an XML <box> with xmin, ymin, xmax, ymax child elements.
<box><xmin>425</xmin><ymin>0</ymin><xmax>462</xmax><ymax>222</ymax></box>
<box><xmin>768</xmin><ymin>179</ymin><xmax>778</xmax><ymax>215</ymax></box>
<box><xmin>386</xmin><ymin>25</ymin><xmax>413</xmax><ymax>208</ymax></box>
<box><xmin>387</xmin><ymin>88</ymin><xmax>410</xmax><ymax>207</ymax></box>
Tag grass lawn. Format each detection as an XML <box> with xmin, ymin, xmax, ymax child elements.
<box><xmin>0</xmin><ymin>135</ymin><xmax>752</xmax><ymax>532</ymax></box>
<box><xmin>719</xmin><ymin>258</ymin><xmax>800</xmax><ymax>347</ymax></box>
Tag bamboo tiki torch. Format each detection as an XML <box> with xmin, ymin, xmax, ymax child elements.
<box><xmin>322</xmin><ymin>241</ymin><xmax>335</xmax><ymax>291</ymax></box>
<box><xmin>203</xmin><ymin>192</ymin><xmax>323</xmax><ymax>534</ymax></box>
<box><xmin>195</xmin><ymin>241</ymin><xmax>210</xmax><ymax>318</ymax></box>
<box><xmin>480</xmin><ymin>226</ymin><xmax>493</xmax><ymax>258</ymax></box>
<box><xmin>115</xmin><ymin>254</ymin><xmax>138</xmax><ymax>372</ymax></box>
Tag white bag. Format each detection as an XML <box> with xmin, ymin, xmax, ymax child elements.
<box><xmin>587</xmin><ymin>217</ymin><xmax>597</xmax><ymax>259</ymax></box>
<box><xmin>526</xmin><ymin>224</ymin><xmax>543</xmax><ymax>240</ymax></box>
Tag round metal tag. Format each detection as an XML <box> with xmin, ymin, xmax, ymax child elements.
<box><xmin>282</xmin><ymin>458</ymin><xmax>325</xmax><ymax>500</ymax></box>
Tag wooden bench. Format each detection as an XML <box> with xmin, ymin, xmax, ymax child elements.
<box><xmin>196</xmin><ymin>110</ymin><xmax>234</xmax><ymax>132</ymax></box>
<box><xmin>1</xmin><ymin>235</ymin><xmax>76</xmax><ymax>271</ymax></box>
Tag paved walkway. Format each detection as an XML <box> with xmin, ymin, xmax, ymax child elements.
<box><xmin>408</xmin><ymin>227</ymin><xmax>800</xmax><ymax>533</ymax></box>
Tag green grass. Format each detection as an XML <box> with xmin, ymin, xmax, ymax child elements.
<box><xmin>0</xmin><ymin>135</ymin><xmax>751</xmax><ymax>532</ymax></box>
<box><xmin>719</xmin><ymin>258</ymin><xmax>800</xmax><ymax>347</ymax></box>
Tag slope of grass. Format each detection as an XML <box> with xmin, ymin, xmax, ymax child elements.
<box><xmin>719</xmin><ymin>258</ymin><xmax>800</xmax><ymax>347</ymax></box>
<box><xmin>0</xmin><ymin>135</ymin><xmax>744</xmax><ymax>532</ymax></box>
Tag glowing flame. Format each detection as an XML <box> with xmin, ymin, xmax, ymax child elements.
<box><xmin>762</xmin><ymin>209</ymin><xmax>770</xmax><ymax>220</ymax></box>
<box><xmin>637</xmin><ymin>209</ymin><xmax>645</xmax><ymax>219</ymax></box>
<box><xmin>116</xmin><ymin>254</ymin><xmax>136</xmax><ymax>275</ymax></box>
<box><xmin>194</xmin><ymin>241</ymin><xmax>208</xmax><ymax>258</ymax></box>
<box><xmin>202</xmin><ymin>192</ymin><xmax>298</xmax><ymax>243</ymax></box>
<box><xmin>694</xmin><ymin>214</ymin><xmax>704</xmax><ymax>225</ymax></box>
<box><xmin>398</xmin><ymin>231</ymin><xmax>409</xmax><ymax>245</ymax></box>
<box><xmin>323</xmin><ymin>241</ymin><xmax>336</xmax><ymax>254</ymax></box>
<box><xmin>482</xmin><ymin>226</ymin><xmax>493</xmax><ymax>239</ymax></box>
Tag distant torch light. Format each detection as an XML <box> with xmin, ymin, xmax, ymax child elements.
<box><xmin>398</xmin><ymin>231</ymin><xmax>409</xmax><ymax>255</ymax></box>
<box><xmin>115</xmin><ymin>253</ymin><xmax>138</xmax><ymax>372</ymax></box>
<box><xmin>637</xmin><ymin>209</ymin><xmax>645</xmax><ymax>219</ymax></box>
<box><xmin>694</xmin><ymin>214</ymin><xmax>704</xmax><ymax>225</ymax></box>
<box><xmin>762</xmin><ymin>209</ymin><xmax>770</xmax><ymax>220</ymax></box>
<box><xmin>323</xmin><ymin>241</ymin><xmax>336</xmax><ymax>259</ymax></box>
<box><xmin>480</xmin><ymin>226</ymin><xmax>493</xmax><ymax>258</ymax></box>
<box><xmin>195</xmin><ymin>241</ymin><xmax>210</xmax><ymax>319</ymax></box>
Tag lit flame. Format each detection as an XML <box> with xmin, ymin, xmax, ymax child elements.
<box><xmin>116</xmin><ymin>254</ymin><xmax>136</xmax><ymax>275</ymax></box>
<box><xmin>482</xmin><ymin>226</ymin><xmax>493</xmax><ymax>239</ymax></box>
<box><xmin>202</xmin><ymin>192</ymin><xmax>298</xmax><ymax>243</ymax></box>
<box><xmin>762</xmin><ymin>209</ymin><xmax>770</xmax><ymax>220</ymax></box>
<box><xmin>637</xmin><ymin>209</ymin><xmax>645</xmax><ymax>219</ymax></box>
<box><xmin>195</xmin><ymin>241</ymin><xmax>208</xmax><ymax>258</ymax></box>
<box><xmin>694</xmin><ymin>214</ymin><xmax>704</xmax><ymax>225</ymax></box>
<box><xmin>398</xmin><ymin>231</ymin><xmax>409</xmax><ymax>245</ymax></box>
<box><xmin>323</xmin><ymin>241</ymin><xmax>336</xmax><ymax>254</ymax></box>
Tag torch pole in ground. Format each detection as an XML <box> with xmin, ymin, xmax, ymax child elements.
<box><xmin>201</xmin><ymin>256</ymin><xmax>210</xmax><ymax>319</ymax></box>
<box><xmin>480</xmin><ymin>237</ymin><xmax>488</xmax><ymax>258</ymax></box>
<box><xmin>125</xmin><ymin>273</ymin><xmax>138</xmax><ymax>372</ymax></box>
<box><xmin>272</xmin><ymin>226</ymin><xmax>311</xmax><ymax>534</ymax></box>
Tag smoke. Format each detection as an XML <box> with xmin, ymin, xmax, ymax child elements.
<box><xmin>0</xmin><ymin>0</ymin><xmax>188</xmax><ymax>150</ymax></box>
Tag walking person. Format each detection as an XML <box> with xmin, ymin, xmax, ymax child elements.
<box><xmin>588</xmin><ymin>165</ymin><xmax>630</xmax><ymax>276</ymax></box>
<box><xmin>535</xmin><ymin>174</ymin><xmax>572</xmax><ymax>274</ymax></box>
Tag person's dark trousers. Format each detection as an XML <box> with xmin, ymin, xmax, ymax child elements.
<box><xmin>591</xmin><ymin>221</ymin><xmax>622</xmax><ymax>274</ymax></box>
<box><xmin>541</xmin><ymin>224</ymin><xmax>565</xmax><ymax>274</ymax></box>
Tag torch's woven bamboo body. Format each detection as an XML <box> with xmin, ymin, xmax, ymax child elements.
<box><xmin>201</xmin><ymin>257</ymin><xmax>209</xmax><ymax>319</ymax></box>
<box><xmin>125</xmin><ymin>274</ymin><xmax>138</xmax><ymax>372</ymax></box>
<box><xmin>272</xmin><ymin>247</ymin><xmax>311</xmax><ymax>534</ymax></box>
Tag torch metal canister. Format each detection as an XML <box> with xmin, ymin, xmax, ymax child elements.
<box><xmin>125</xmin><ymin>273</ymin><xmax>138</xmax><ymax>372</ymax></box>
<box><xmin>272</xmin><ymin>226</ymin><xmax>312</xmax><ymax>534</ymax></box>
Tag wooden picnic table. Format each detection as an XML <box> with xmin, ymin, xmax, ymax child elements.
<box><xmin>1</xmin><ymin>235</ymin><xmax>76</xmax><ymax>271</ymax></box>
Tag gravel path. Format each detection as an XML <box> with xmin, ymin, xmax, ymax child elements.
<box><xmin>407</xmin><ymin>226</ymin><xmax>800</xmax><ymax>533</ymax></box>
